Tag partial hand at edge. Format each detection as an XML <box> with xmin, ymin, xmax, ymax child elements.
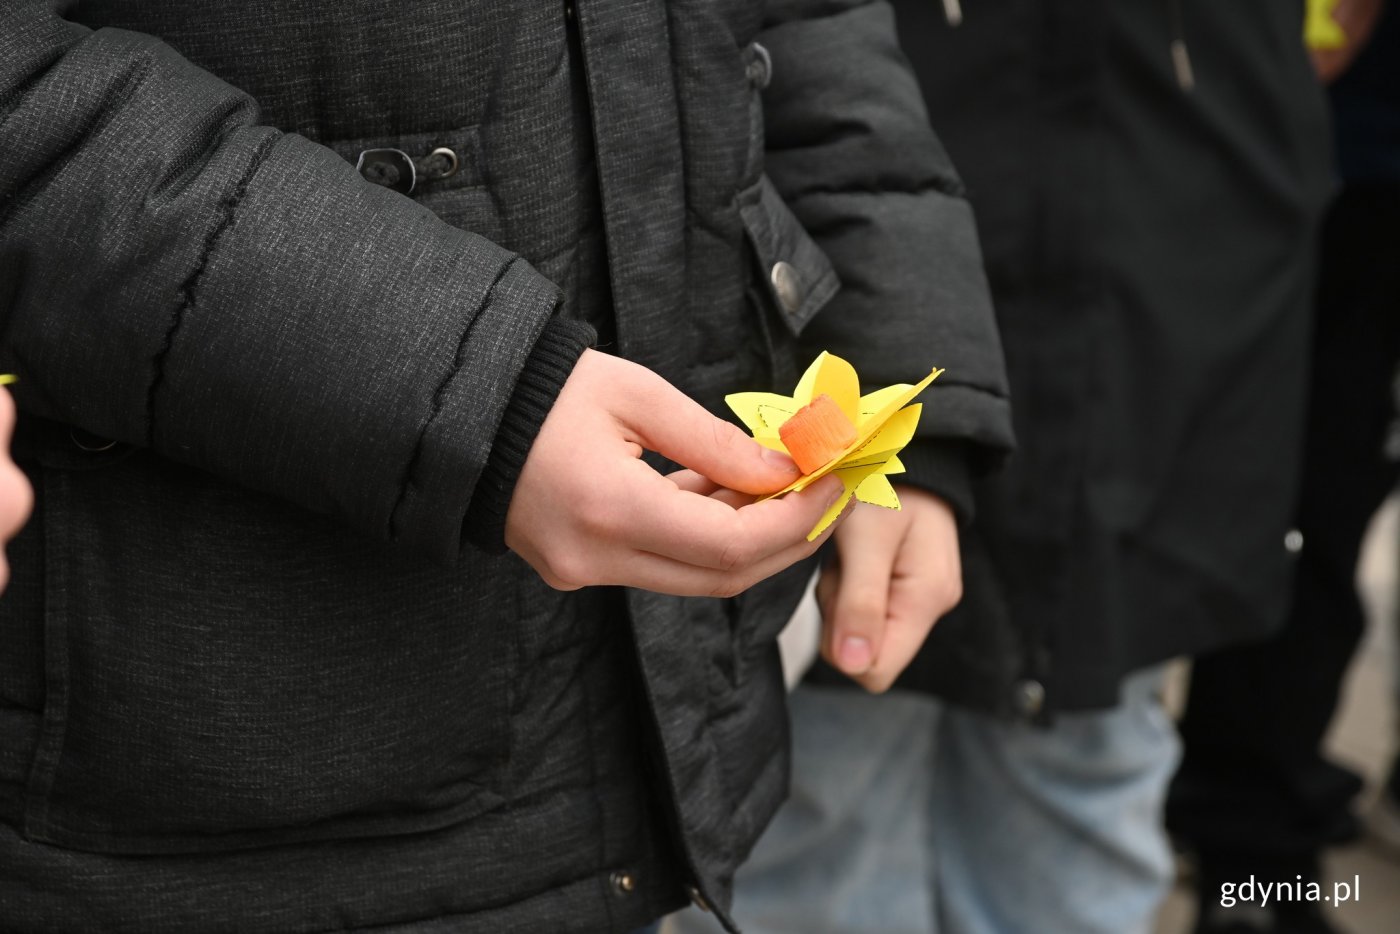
<box><xmin>1312</xmin><ymin>0</ymin><xmax>1386</xmax><ymax>83</ymax></box>
<box><xmin>0</xmin><ymin>388</ymin><xmax>34</xmax><ymax>593</ymax></box>
<box><xmin>505</xmin><ymin>349</ymin><xmax>850</xmax><ymax>597</ymax></box>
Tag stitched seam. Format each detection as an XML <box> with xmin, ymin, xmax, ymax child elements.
<box><xmin>387</xmin><ymin>255</ymin><xmax>520</xmax><ymax>542</ymax></box>
<box><xmin>145</xmin><ymin>133</ymin><xmax>279</xmax><ymax>446</ymax></box>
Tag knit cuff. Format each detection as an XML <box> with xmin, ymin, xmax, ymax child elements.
<box><xmin>891</xmin><ymin>440</ymin><xmax>976</xmax><ymax>526</ymax></box>
<box><xmin>463</xmin><ymin>318</ymin><xmax>596</xmax><ymax>553</ymax></box>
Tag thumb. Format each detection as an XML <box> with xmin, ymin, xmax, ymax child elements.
<box><xmin>621</xmin><ymin>372</ymin><xmax>801</xmax><ymax>494</ymax></box>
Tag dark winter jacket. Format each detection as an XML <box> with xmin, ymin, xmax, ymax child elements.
<box><xmin>0</xmin><ymin>1</ymin><xmax>1012</xmax><ymax>931</ymax></box>
<box><xmin>846</xmin><ymin>0</ymin><xmax>1332</xmax><ymax>718</ymax></box>
<box><xmin>1332</xmin><ymin>0</ymin><xmax>1400</xmax><ymax>183</ymax></box>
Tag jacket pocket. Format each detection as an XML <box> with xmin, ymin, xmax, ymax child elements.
<box><xmin>24</xmin><ymin>455</ymin><xmax>513</xmax><ymax>855</ymax></box>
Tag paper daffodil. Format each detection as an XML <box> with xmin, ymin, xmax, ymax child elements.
<box><xmin>726</xmin><ymin>352</ymin><xmax>943</xmax><ymax>540</ymax></box>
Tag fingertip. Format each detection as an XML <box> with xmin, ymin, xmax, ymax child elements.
<box><xmin>759</xmin><ymin>445</ymin><xmax>801</xmax><ymax>479</ymax></box>
<box><xmin>802</xmin><ymin>474</ymin><xmax>845</xmax><ymax>508</ymax></box>
<box><xmin>836</xmin><ymin>634</ymin><xmax>873</xmax><ymax>675</ymax></box>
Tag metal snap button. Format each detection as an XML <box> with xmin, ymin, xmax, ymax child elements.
<box><xmin>747</xmin><ymin>42</ymin><xmax>772</xmax><ymax>90</ymax></box>
<box><xmin>771</xmin><ymin>261</ymin><xmax>802</xmax><ymax>316</ymax></box>
<box><xmin>1012</xmin><ymin>679</ymin><xmax>1045</xmax><ymax>718</ymax></box>
<box><xmin>423</xmin><ymin>147</ymin><xmax>460</xmax><ymax>180</ymax></box>
<box><xmin>1284</xmin><ymin>529</ymin><xmax>1304</xmax><ymax>553</ymax></box>
<box><xmin>354</xmin><ymin>148</ymin><xmax>416</xmax><ymax>195</ymax></box>
<box><xmin>610</xmin><ymin>870</ymin><xmax>636</xmax><ymax>895</ymax></box>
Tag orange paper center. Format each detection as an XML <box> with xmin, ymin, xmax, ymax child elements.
<box><xmin>779</xmin><ymin>393</ymin><xmax>857</xmax><ymax>475</ymax></box>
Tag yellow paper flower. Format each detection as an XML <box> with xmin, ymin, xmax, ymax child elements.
<box><xmin>0</xmin><ymin>375</ymin><xmax>16</xmax><ymax>386</ymax></box>
<box><xmin>726</xmin><ymin>352</ymin><xmax>943</xmax><ymax>540</ymax></box>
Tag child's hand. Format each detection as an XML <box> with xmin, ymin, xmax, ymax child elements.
<box><xmin>506</xmin><ymin>350</ymin><xmax>849</xmax><ymax>596</ymax></box>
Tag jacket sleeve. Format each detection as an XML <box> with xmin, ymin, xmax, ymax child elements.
<box><xmin>0</xmin><ymin>4</ymin><xmax>587</xmax><ymax>561</ymax></box>
<box><xmin>759</xmin><ymin>0</ymin><xmax>1014</xmax><ymax>519</ymax></box>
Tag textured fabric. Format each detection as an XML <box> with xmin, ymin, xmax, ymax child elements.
<box><xmin>0</xmin><ymin>1</ymin><xmax>1012</xmax><ymax>931</ymax></box>
<box><xmin>884</xmin><ymin>0</ymin><xmax>1333</xmax><ymax>716</ymax></box>
<box><xmin>671</xmin><ymin>672</ymin><xmax>1180</xmax><ymax>934</ymax></box>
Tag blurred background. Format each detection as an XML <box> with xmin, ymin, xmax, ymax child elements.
<box><xmin>1158</xmin><ymin>496</ymin><xmax>1400</xmax><ymax>933</ymax></box>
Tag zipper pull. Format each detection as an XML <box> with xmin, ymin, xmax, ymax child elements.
<box><xmin>943</xmin><ymin>0</ymin><xmax>963</xmax><ymax>28</ymax></box>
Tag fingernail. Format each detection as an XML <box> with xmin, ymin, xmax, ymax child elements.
<box><xmin>822</xmin><ymin>477</ymin><xmax>847</xmax><ymax>507</ymax></box>
<box><xmin>762</xmin><ymin>446</ymin><xmax>800</xmax><ymax>475</ymax></box>
<box><xmin>838</xmin><ymin>635</ymin><xmax>873</xmax><ymax>674</ymax></box>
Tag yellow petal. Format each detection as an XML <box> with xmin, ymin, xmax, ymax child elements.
<box><xmin>725</xmin><ymin>391</ymin><xmax>798</xmax><ymax>439</ymax></box>
<box><xmin>806</xmin><ymin>461</ymin><xmax>886</xmax><ymax>540</ymax></box>
<box><xmin>811</xmin><ymin>354</ymin><xmax>861</xmax><ymax>425</ymax></box>
<box><xmin>793</xmin><ymin>352</ymin><xmax>828</xmax><ymax>407</ymax></box>
<box><xmin>807</xmin><ymin>488</ymin><xmax>854</xmax><ymax>540</ymax></box>
<box><xmin>855</xmin><ymin>472</ymin><xmax>902</xmax><ymax>510</ymax></box>
<box><xmin>860</xmin><ymin>370</ymin><xmax>942</xmax><ymax>433</ymax></box>
<box><xmin>856</xmin><ymin>384</ymin><xmax>909</xmax><ymax>426</ymax></box>
<box><xmin>836</xmin><ymin>404</ymin><xmax>922</xmax><ymax>469</ymax></box>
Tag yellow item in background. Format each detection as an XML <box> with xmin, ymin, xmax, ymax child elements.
<box><xmin>1306</xmin><ymin>0</ymin><xmax>1347</xmax><ymax>50</ymax></box>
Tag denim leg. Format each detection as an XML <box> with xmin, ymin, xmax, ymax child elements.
<box><xmin>669</xmin><ymin>685</ymin><xmax>939</xmax><ymax>934</ymax></box>
<box><xmin>929</xmin><ymin>666</ymin><xmax>1181</xmax><ymax>934</ymax></box>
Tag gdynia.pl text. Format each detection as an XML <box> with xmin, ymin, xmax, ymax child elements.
<box><xmin>1219</xmin><ymin>875</ymin><xmax>1359</xmax><ymax>909</ymax></box>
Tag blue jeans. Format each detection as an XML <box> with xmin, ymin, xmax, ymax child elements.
<box><xmin>668</xmin><ymin>668</ymin><xmax>1179</xmax><ymax>934</ymax></box>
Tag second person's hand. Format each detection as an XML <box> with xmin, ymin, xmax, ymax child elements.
<box><xmin>816</xmin><ymin>487</ymin><xmax>962</xmax><ymax>692</ymax></box>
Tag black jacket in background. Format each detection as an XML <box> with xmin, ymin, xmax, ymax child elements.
<box><xmin>860</xmin><ymin>0</ymin><xmax>1332</xmax><ymax>717</ymax></box>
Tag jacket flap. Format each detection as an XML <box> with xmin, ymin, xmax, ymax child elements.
<box><xmin>739</xmin><ymin>176</ymin><xmax>839</xmax><ymax>336</ymax></box>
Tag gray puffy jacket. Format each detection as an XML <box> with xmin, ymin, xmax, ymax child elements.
<box><xmin>0</xmin><ymin>1</ymin><xmax>1012</xmax><ymax>930</ymax></box>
